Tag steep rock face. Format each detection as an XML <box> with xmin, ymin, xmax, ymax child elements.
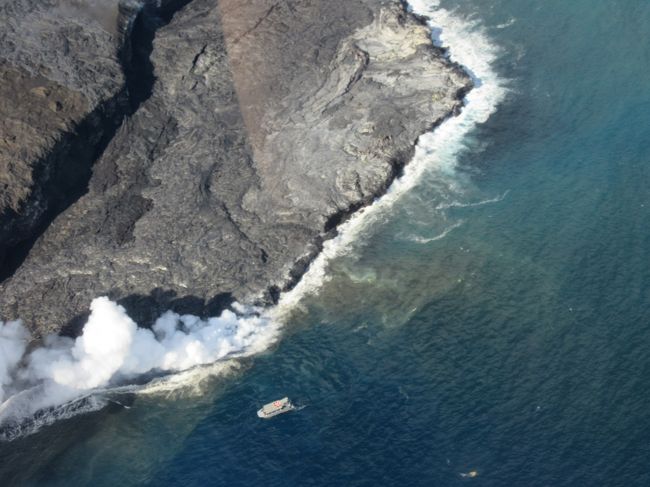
<box><xmin>0</xmin><ymin>0</ymin><xmax>471</xmax><ymax>336</ymax></box>
<box><xmin>0</xmin><ymin>0</ymin><xmax>141</xmax><ymax>273</ymax></box>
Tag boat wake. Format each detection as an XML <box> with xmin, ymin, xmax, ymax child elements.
<box><xmin>0</xmin><ymin>0</ymin><xmax>507</xmax><ymax>441</ymax></box>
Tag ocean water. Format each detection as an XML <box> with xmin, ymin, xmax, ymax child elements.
<box><xmin>2</xmin><ymin>0</ymin><xmax>650</xmax><ymax>485</ymax></box>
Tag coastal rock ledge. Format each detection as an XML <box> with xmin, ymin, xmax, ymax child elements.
<box><xmin>0</xmin><ymin>0</ymin><xmax>471</xmax><ymax>336</ymax></box>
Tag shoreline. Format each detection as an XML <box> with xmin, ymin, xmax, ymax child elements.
<box><xmin>273</xmin><ymin>55</ymin><xmax>472</xmax><ymax>307</ymax></box>
<box><xmin>272</xmin><ymin>0</ymin><xmax>500</xmax><ymax>316</ymax></box>
<box><xmin>0</xmin><ymin>0</ymin><xmax>499</xmax><ymax>438</ymax></box>
<box><xmin>260</xmin><ymin>1</ymin><xmax>476</xmax><ymax>309</ymax></box>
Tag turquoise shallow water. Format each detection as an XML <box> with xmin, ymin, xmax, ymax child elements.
<box><xmin>2</xmin><ymin>0</ymin><xmax>650</xmax><ymax>485</ymax></box>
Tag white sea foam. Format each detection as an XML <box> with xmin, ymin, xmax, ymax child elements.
<box><xmin>0</xmin><ymin>0</ymin><xmax>506</xmax><ymax>439</ymax></box>
<box><xmin>0</xmin><ymin>389</ymin><xmax>108</xmax><ymax>442</ymax></box>
<box><xmin>495</xmin><ymin>17</ymin><xmax>516</xmax><ymax>29</ymax></box>
<box><xmin>134</xmin><ymin>360</ymin><xmax>241</xmax><ymax>398</ymax></box>
<box><xmin>435</xmin><ymin>189</ymin><xmax>510</xmax><ymax>210</ymax></box>
<box><xmin>403</xmin><ymin>219</ymin><xmax>465</xmax><ymax>244</ymax></box>
<box><xmin>273</xmin><ymin>0</ymin><xmax>507</xmax><ymax>316</ymax></box>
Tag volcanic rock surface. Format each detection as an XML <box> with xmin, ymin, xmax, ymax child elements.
<box><xmin>0</xmin><ymin>0</ymin><xmax>471</xmax><ymax>336</ymax></box>
<box><xmin>0</xmin><ymin>0</ymin><xmax>144</xmax><ymax>274</ymax></box>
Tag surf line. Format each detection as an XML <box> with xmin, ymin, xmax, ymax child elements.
<box><xmin>272</xmin><ymin>0</ymin><xmax>507</xmax><ymax>316</ymax></box>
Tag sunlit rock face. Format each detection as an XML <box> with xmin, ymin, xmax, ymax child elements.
<box><xmin>0</xmin><ymin>0</ymin><xmax>470</xmax><ymax>336</ymax></box>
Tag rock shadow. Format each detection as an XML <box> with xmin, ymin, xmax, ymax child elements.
<box><xmin>0</xmin><ymin>0</ymin><xmax>196</xmax><ymax>284</ymax></box>
<box><xmin>61</xmin><ymin>289</ymin><xmax>234</xmax><ymax>337</ymax></box>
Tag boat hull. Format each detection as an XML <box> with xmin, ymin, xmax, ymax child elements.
<box><xmin>257</xmin><ymin>397</ymin><xmax>295</xmax><ymax>418</ymax></box>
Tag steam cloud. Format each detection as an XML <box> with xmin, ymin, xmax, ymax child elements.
<box><xmin>0</xmin><ymin>297</ymin><xmax>277</xmax><ymax>427</ymax></box>
<box><xmin>0</xmin><ymin>321</ymin><xmax>29</xmax><ymax>403</ymax></box>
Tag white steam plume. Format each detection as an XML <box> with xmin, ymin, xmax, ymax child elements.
<box><xmin>0</xmin><ymin>320</ymin><xmax>29</xmax><ymax>403</ymax></box>
<box><xmin>0</xmin><ymin>297</ymin><xmax>277</xmax><ymax>429</ymax></box>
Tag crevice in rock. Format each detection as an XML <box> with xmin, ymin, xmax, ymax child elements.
<box><xmin>230</xmin><ymin>2</ymin><xmax>280</xmax><ymax>46</ymax></box>
<box><xmin>0</xmin><ymin>91</ymin><xmax>129</xmax><ymax>283</ymax></box>
<box><xmin>122</xmin><ymin>0</ymin><xmax>195</xmax><ymax>112</ymax></box>
<box><xmin>191</xmin><ymin>44</ymin><xmax>208</xmax><ymax>71</ymax></box>
<box><xmin>0</xmin><ymin>0</ymin><xmax>196</xmax><ymax>283</ymax></box>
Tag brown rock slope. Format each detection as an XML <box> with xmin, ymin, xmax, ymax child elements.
<box><xmin>0</xmin><ymin>0</ymin><xmax>140</xmax><ymax>272</ymax></box>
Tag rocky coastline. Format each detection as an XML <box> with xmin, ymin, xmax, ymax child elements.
<box><xmin>0</xmin><ymin>0</ymin><xmax>471</xmax><ymax>338</ymax></box>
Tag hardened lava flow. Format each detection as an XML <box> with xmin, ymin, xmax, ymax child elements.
<box><xmin>0</xmin><ymin>0</ymin><xmax>471</xmax><ymax>338</ymax></box>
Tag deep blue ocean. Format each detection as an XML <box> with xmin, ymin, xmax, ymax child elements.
<box><xmin>2</xmin><ymin>0</ymin><xmax>650</xmax><ymax>485</ymax></box>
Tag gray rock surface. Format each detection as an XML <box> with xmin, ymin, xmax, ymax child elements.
<box><xmin>0</xmin><ymin>0</ymin><xmax>471</xmax><ymax>336</ymax></box>
<box><xmin>0</xmin><ymin>0</ymin><xmax>141</xmax><ymax>271</ymax></box>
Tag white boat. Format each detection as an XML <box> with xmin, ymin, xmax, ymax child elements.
<box><xmin>257</xmin><ymin>397</ymin><xmax>295</xmax><ymax>419</ymax></box>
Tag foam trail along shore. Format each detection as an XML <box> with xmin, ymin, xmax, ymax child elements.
<box><xmin>0</xmin><ymin>298</ymin><xmax>279</xmax><ymax>438</ymax></box>
<box><xmin>0</xmin><ymin>0</ymin><xmax>506</xmax><ymax>439</ymax></box>
<box><xmin>272</xmin><ymin>0</ymin><xmax>507</xmax><ymax>316</ymax></box>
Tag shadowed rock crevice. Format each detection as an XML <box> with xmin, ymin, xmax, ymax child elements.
<box><xmin>122</xmin><ymin>0</ymin><xmax>195</xmax><ymax>111</ymax></box>
<box><xmin>0</xmin><ymin>91</ymin><xmax>128</xmax><ymax>282</ymax></box>
<box><xmin>0</xmin><ymin>0</ymin><xmax>196</xmax><ymax>283</ymax></box>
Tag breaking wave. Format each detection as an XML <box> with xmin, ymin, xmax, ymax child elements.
<box><xmin>495</xmin><ymin>17</ymin><xmax>516</xmax><ymax>30</ymax></box>
<box><xmin>275</xmin><ymin>0</ymin><xmax>507</xmax><ymax>313</ymax></box>
<box><xmin>0</xmin><ymin>0</ymin><xmax>506</xmax><ymax>440</ymax></box>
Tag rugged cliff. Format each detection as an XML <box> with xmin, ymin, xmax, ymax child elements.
<box><xmin>0</xmin><ymin>0</ymin><xmax>137</xmax><ymax>273</ymax></box>
<box><xmin>0</xmin><ymin>0</ymin><xmax>471</xmax><ymax>336</ymax></box>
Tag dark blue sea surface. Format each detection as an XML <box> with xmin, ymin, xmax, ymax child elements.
<box><xmin>2</xmin><ymin>0</ymin><xmax>650</xmax><ymax>485</ymax></box>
